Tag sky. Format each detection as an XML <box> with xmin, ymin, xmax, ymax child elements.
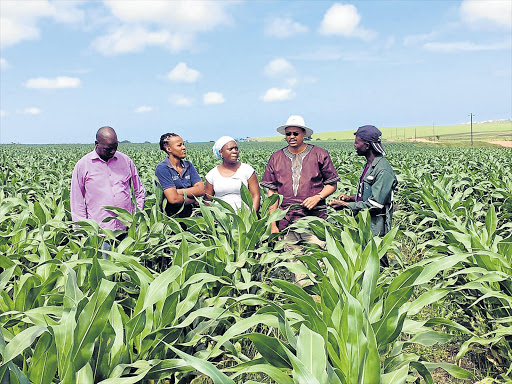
<box><xmin>0</xmin><ymin>0</ymin><xmax>511</xmax><ymax>144</ymax></box>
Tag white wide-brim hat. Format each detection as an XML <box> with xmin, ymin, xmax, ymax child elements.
<box><xmin>276</xmin><ymin>115</ymin><xmax>313</xmax><ymax>137</ymax></box>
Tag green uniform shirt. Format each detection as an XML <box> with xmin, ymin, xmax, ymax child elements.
<box><xmin>348</xmin><ymin>156</ymin><xmax>397</xmax><ymax>236</ymax></box>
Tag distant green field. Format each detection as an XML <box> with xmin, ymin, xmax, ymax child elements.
<box><xmin>255</xmin><ymin>120</ymin><xmax>512</xmax><ymax>143</ymax></box>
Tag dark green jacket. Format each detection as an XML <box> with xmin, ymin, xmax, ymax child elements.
<box><xmin>348</xmin><ymin>156</ymin><xmax>397</xmax><ymax>236</ymax></box>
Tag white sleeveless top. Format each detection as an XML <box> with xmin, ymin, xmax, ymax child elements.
<box><xmin>205</xmin><ymin>163</ymin><xmax>255</xmax><ymax>210</ymax></box>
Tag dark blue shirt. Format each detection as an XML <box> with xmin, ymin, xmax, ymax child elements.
<box><xmin>155</xmin><ymin>158</ymin><xmax>202</xmax><ymax>217</ymax></box>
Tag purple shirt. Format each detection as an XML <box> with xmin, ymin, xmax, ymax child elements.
<box><xmin>356</xmin><ymin>163</ymin><xmax>371</xmax><ymax>202</ymax></box>
<box><xmin>261</xmin><ymin>145</ymin><xmax>340</xmax><ymax>230</ymax></box>
<box><xmin>71</xmin><ymin>150</ymin><xmax>146</xmax><ymax>230</ymax></box>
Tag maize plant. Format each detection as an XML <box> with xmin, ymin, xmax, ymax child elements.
<box><xmin>1</xmin><ymin>142</ymin><xmax>511</xmax><ymax>383</ymax></box>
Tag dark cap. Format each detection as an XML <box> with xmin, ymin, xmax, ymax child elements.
<box><xmin>354</xmin><ymin>125</ymin><xmax>386</xmax><ymax>155</ymax></box>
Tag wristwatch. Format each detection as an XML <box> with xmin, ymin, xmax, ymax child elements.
<box><xmin>317</xmin><ymin>193</ymin><xmax>324</xmax><ymax>199</ymax></box>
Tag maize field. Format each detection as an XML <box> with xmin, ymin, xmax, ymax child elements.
<box><xmin>0</xmin><ymin>141</ymin><xmax>511</xmax><ymax>383</ymax></box>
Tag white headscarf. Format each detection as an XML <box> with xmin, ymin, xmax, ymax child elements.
<box><xmin>212</xmin><ymin>136</ymin><xmax>235</xmax><ymax>159</ymax></box>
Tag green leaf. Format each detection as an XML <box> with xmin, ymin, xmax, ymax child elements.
<box><xmin>1</xmin><ymin>325</ymin><xmax>47</xmax><ymax>365</ymax></box>
<box><xmin>27</xmin><ymin>331</ymin><xmax>58</xmax><ymax>384</ymax></box>
<box><xmin>76</xmin><ymin>362</ymin><xmax>94</xmax><ymax>384</ymax></box>
<box><xmin>138</xmin><ymin>265</ymin><xmax>182</xmax><ymax>315</ymax></box>
<box><xmin>89</xmin><ymin>254</ymin><xmax>106</xmax><ymax>291</ymax></box>
<box><xmin>485</xmin><ymin>204</ymin><xmax>497</xmax><ymax>238</ymax></box>
<box><xmin>407</xmin><ymin>289</ymin><xmax>450</xmax><ymax>316</ymax></box>
<box><xmin>422</xmin><ymin>362</ymin><xmax>473</xmax><ymax>379</ymax></box>
<box><xmin>381</xmin><ymin>363</ymin><xmax>408</xmax><ymax>384</ymax></box>
<box><xmin>296</xmin><ymin>324</ymin><xmax>328</xmax><ymax>384</ymax></box>
<box><xmin>71</xmin><ymin>279</ymin><xmax>117</xmax><ymax>373</ymax></box>
<box><xmin>280</xmin><ymin>340</ymin><xmax>322</xmax><ymax>384</ymax></box>
<box><xmin>241</xmin><ymin>333</ymin><xmax>291</xmax><ymax>369</ymax></box>
<box><xmin>169</xmin><ymin>346</ymin><xmax>236</xmax><ymax>384</ymax></box>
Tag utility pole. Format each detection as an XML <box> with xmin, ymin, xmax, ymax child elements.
<box><xmin>469</xmin><ymin>113</ymin><xmax>475</xmax><ymax>146</ymax></box>
<box><xmin>432</xmin><ymin>123</ymin><xmax>435</xmax><ymax>141</ymax></box>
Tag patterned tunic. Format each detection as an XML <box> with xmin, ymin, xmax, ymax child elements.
<box><xmin>261</xmin><ymin>145</ymin><xmax>340</xmax><ymax>230</ymax></box>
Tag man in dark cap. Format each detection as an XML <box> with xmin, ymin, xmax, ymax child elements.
<box><xmin>330</xmin><ymin>125</ymin><xmax>397</xmax><ymax>264</ymax></box>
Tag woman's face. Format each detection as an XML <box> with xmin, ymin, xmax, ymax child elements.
<box><xmin>165</xmin><ymin>136</ymin><xmax>186</xmax><ymax>159</ymax></box>
<box><xmin>220</xmin><ymin>140</ymin><xmax>239</xmax><ymax>163</ymax></box>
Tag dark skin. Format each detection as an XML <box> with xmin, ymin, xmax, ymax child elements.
<box><xmin>204</xmin><ymin>140</ymin><xmax>261</xmax><ymax>212</ymax></box>
<box><xmin>268</xmin><ymin>126</ymin><xmax>336</xmax><ymax>233</ymax></box>
<box><xmin>329</xmin><ymin>135</ymin><xmax>376</xmax><ymax>209</ymax></box>
<box><xmin>95</xmin><ymin>126</ymin><xmax>118</xmax><ymax>161</ymax></box>
<box><xmin>162</xmin><ymin>135</ymin><xmax>205</xmax><ymax>205</ymax></box>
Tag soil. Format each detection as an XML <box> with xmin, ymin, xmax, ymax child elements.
<box><xmin>489</xmin><ymin>140</ymin><xmax>512</xmax><ymax>148</ymax></box>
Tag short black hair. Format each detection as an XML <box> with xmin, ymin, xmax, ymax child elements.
<box><xmin>159</xmin><ymin>133</ymin><xmax>179</xmax><ymax>151</ymax></box>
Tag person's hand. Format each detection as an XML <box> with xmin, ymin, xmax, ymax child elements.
<box><xmin>301</xmin><ymin>195</ymin><xmax>322</xmax><ymax>210</ymax></box>
<box><xmin>270</xmin><ymin>223</ymin><xmax>279</xmax><ymax>234</ymax></box>
<box><xmin>329</xmin><ymin>195</ymin><xmax>350</xmax><ymax>209</ymax></box>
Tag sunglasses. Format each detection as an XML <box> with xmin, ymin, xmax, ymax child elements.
<box><xmin>285</xmin><ymin>132</ymin><xmax>301</xmax><ymax>137</ymax></box>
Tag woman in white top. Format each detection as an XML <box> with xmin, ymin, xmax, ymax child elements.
<box><xmin>205</xmin><ymin>136</ymin><xmax>260</xmax><ymax>212</ymax></box>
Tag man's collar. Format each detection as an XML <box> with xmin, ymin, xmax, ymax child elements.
<box><xmin>369</xmin><ymin>155</ymin><xmax>384</xmax><ymax>167</ymax></box>
<box><xmin>91</xmin><ymin>150</ymin><xmax>118</xmax><ymax>162</ymax></box>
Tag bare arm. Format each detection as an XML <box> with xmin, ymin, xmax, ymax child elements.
<box><xmin>248</xmin><ymin>173</ymin><xmax>261</xmax><ymax>212</ymax></box>
<box><xmin>204</xmin><ymin>181</ymin><xmax>214</xmax><ymax>201</ymax></box>
<box><xmin>164</xmin><ymin>181</ymin><xmax>205</xmax><ymax>205</ymax></box>
<box><xmin>329</xmin><ymin>193</ymin><xmax>355</xmax><ymax>209</ymax></box>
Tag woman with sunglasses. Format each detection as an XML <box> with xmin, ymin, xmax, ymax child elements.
<box><xmin>155</xmin><ymin>133</ymin><xmax>204</xmax><ymax>218</ymax></box>
<box><xmin>205</xmin><ymin>136</ymin><xmax>260</xmax><ymax>212</ymax></box>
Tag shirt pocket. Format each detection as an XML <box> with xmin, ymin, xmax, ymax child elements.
<box><xmin>362</xmin><ymin>174</ymin><xmax>376</xmax><ymax>194</ymax></box>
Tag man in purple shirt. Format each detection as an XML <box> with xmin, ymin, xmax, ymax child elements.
<box><xmin>71</xmin><ymin>126</ymin><xmax>146</xmax><ymax>232</ymax></box>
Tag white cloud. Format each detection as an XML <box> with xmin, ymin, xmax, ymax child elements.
<box><xmin>264</xmin><ymin>58</ymin><xmax>295</xmax><ymax>77</ymax></box>
<box><xmin>261</xmin><ymin>88</ymin><xmax>295</xmax><ymax>102</ymax></box>
<box><xmin>169</xmin><ymin>95</ymin><xmax>194</xmax><ymax>107</ymax></box>
<box><xmin>319</xmin><ymin>3</ymin><xmax>376</xmax><ymax>40</ymax></box>
<box><xmin>265</xmin><ymin>17</ymin><xmax>308</xmax><ymax>38</ymax></box>
<box><xmin>0</xmin><ymin>58</ymin><xmax>9</xmax><ymax>69</ymax></box>
<box><xmin>203</xmin><ymin>92</ymin><xmax>225</xmax><ymax>105</ymax></box>
<box><xmin>424</xmin><ymin>40</ymin><xmax>511</xmax><ymax>52</ymax></box>
<box><xmin>166</xmin><ymin>62</ymin><xmax>201</xmax><ymax>83</ymax></box>
<box><xmin>0</xmin><ymin>110</ymin><xmax>6</xmax><ymax>117</ymax></box>
<box><xmin>403</xmin><ymin>31</ymin><xmax>439</xmax><ymax>47</ymax></box>
<box><xmin>460</xmin><ymin>0</ymin><xmax>512</xmax><ymax>28</ymax></box>
<box><xmin>0</xmin><ymin>0</ymin><xmax>84</xmax><ymax>48</ymax></box>
<box><xmin>135</xmin><ymin>106</ymin><xmax>153</xmax><ymax>113</ymax></box>
<box><xmin>286</xmin><ymin>78</ymin><xmax>298</xmax><ymax>87</ymax></box>
<box><xmin>95</xmin><ymin>1</ymin><xmax>234</xmax><ymax>55</ymax></box>
<box><xmin>105</xmin><ymin>0</ymin><xmax>230</xmax><ymax>31</ymax></box>
<box><xmin>24</xmin><ymin>76</ymin><xmax>81</xmax><ymax>89</ymax></box>
<box><xmin>19</xmin><ymin>107</ymin><xmax>42</xmax><ymax>115</ymax></box>
<box><xmin>92</xmin><ymin>26</ymin><xmax>192</xmax><ymax>55</ymax></box>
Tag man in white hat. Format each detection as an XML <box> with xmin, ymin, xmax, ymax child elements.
<box><xmin>261</xmin><ymin>115</ymin><xmax>340</xmax><ymax>269</ymax></box>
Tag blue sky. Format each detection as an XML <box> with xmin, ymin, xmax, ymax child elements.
<box><xmin>0</xmin><ymin>0</ymin><xmax>510</xmax><ymax>144</ymax></box>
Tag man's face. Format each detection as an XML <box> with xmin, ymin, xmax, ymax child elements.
<box><xmin>95</xmin><ymin>136</ymin><xmax>118</xmax><ymax>161</ymax></box>
<box><xmin>354</xmin><ymin>135</ymin><xmax>370</xmax><ymax>156</ymax></box>
<box><xmin>165</xmin><ymin>135</ymin><xmax>187</xmax><ymax>159</ymax></box>
<box><xmin>285</xmin><ymin>126</ymin><xmax>305</xmax><ymax>148</ymax></box>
